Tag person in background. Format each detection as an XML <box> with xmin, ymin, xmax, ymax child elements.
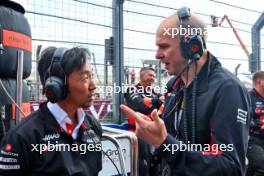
<box><xmin>125</xmin><ymin>66</ymin><xmax>164</xmax><ymax>176</ymax></box>
<box><xmin>246</xmin><ymin>71</ymin><xmax>264</xmax><ymax>176</ymax></box>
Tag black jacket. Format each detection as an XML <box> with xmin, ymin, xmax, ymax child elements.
<box><xmin>0</xmin><ymin>103</ymin><xmax>102</xmax><ymax>176</ymax></box>
<box><xmin>124</xmin><ymin>83</ymin><xmax>163</xmax><ymax>115</ymax></box>
<box><xmin>158</xmin><ymin>52</ymin><xmax>251</xmax><ymax>176</ymax></box>
<box><xmin>249</xmin><ymin>89</ymin><xmax>264</xmax><ymax>142</ymax></box>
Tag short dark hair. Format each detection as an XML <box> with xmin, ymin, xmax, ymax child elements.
<box><xmin>38</xmin><ymin>47</ymin><xmax>56</xmax><ymax>86</ymax></box>
<box><xmin>38</xmin><ymin>47</ymin><xmax>91</xmax><ymax>88</ymax></box>
<box><xmin>253</xmin><ymin>71</ymin><xmax>264</xmax><ymax>86</ymax></box>
<box><xmin>140</xmin><ymin>67</ymin><xmax>155</xmax><ymax>73</ymax></box>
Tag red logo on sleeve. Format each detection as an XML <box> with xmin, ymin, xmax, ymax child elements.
<box><xmin>5</xmin><ymin>144</ymin><xmax>12</xmax><ymax>152</ymax></box>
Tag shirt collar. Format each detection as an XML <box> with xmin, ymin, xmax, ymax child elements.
<box><xmin>47</xmin><ymin>102</ymin><xmax>68</xmax><ymax>124</ymax></box>
<box><xmin>47</xmin><ymin>102</ymin><xmax>85</xmax><ymax>139</ymax></box>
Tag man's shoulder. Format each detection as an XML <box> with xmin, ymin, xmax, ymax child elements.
<box><xmin>208</xmin><ymin>54</ymin><xmax>244</xmax><ymax>87</ymax></box>
<box><xmin>249</xmin><ymin>89</ymin><xmax>263</xmax><ymax>102</ymax></box>
<box><xmin>6</xmin><ymin>110</ymin><xmax>43</xmax><ymax>141</ymax></box>
<box><xmin>210</xmin><ymin>65</ymin><xmax>246</xmax><ymax>90</ymax></box>
<box><xmin>248</xmin><ymin>89</ymin><xmax>255</xmax><ymax>96</ymax></box>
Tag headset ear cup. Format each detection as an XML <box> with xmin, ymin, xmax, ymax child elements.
<box><xmin>180</xmin><ymin>36</ymin><xmax>189</xmax><ymax>60</ymax></box>
<box><xmin>189</xmin><ymin>35</ymin><xmax>204</xmax><ymax>60</ymax></box>
<box><xmin>44</xmin><ymin>76</ymin><xmax>65</xmax><ymax>103</ymax></box>
<box><xmin>180</xmin><ymin>35</ymin><xmax>205</xmax><ymax>61</ymax></box>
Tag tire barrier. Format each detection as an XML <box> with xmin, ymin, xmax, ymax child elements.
<box><xmin>0</xmin><ymin>0</ymin><xmax>32</xmax><ymax>79</ymax></box>
<box><xmin>0</xmin><ymin>78</ymin><xmax>30</xmax><ymax>141</ymax></box>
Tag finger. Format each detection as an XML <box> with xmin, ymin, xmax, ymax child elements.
<box><xmin>137</xmin><ymin>112</ymin><xmax>152</xmax><ymax>121</ymax></box>
<box><xmin>157</xmin><ymin>104</ymin><xmax>164</xmax><ymax>115</ymax></box>
<box><xmin>120</xmin><ymin>105</ymin><xmax>144</xmax><ymax>124</ymax></box>
<box><xmin>151</xmin><ymin>109</ymin><xmax>160</xmax><ymax>122</ymax></box>
<box><xmin>120</xmin><ymin>105</ymin><xmax>151</xmax><ymax>122</ymax></box>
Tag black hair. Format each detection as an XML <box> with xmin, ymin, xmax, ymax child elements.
<box><xmin>38</xmin><ymin>46</ymin><xmax>56</xmax><ymax>87</ymax></box>
<box><xmin>38</xmin><ymin>47</ymin><xmax>91</xmax><ymax>91</ymax></box>
<box><xmin>61</xmin><ymin>47</ymin><xmax>91</xmax><ymax>78</ymax></box>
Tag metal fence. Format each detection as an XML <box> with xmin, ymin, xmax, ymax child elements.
<box><xmin>13</xmin><ymin>0</ymin><xmax>264</xmax><ymax>122</ymax></box>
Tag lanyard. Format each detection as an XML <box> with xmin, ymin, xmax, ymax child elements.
<box><xmin>174</xmin><ymin>98</ymin><xmax>184</xmax><ymax>131</ymax></box>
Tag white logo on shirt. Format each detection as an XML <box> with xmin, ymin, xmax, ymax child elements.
<box><xmin>237</xmin><ymin>108</ymin><xmax>247</xmax><ymax>125</ymax></box>
<box><xmin>42</xmin><ymin>133</ymin><xmax>60</xmax><ymax>141</ymax></box>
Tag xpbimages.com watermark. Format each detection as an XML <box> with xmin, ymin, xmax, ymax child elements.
<box><xmin>31</xmin><ymin>141</ymin><xmax>102</xmax><ymax>154</ymax></box>
<box><xmin>163</xmin><ymin>25</ymin><xmax>208</xmax><ymax>38</ymax></box>
<box><xmin>163</xmin><ymin>141</ymin><xmax>233</xmax><ymax>155</ymax></box>
<box><xmin>96</xmin><ymin>83</ymin><xmax>167</xmax><ymax>95</ymax></box>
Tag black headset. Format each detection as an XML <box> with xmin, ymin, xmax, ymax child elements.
<box><xmin>44</xmin><ymin>47</ymin><xmax>68</xmax><ymax>103</ymax></box>
<box><xmin>177</xmin><ymin>7</ymin><xmax>206</xmax><ymax>61</ymax></box>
